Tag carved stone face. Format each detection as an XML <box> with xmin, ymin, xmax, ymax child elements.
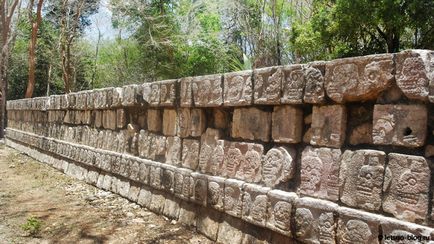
<box><xmin>401</xmin><ymin>57</ymin><xmax>428</xmax><ymax>89</ymax></box>
<box><xmin>210</xmin><ymin>145</ymin><xmax>224</xmax><ymax>174</ymax></box>
<box><xmin>284</xmin><ymin>69</ymin><xmax>304</xmax><ymax>98</ymax></box>
<box><xmin>305</xmin><ymin>67</ymin><xmax>323</xmax><ymax>95</ymax></box>
<box><xmin>194</xmin><ymin>179</ymin><xmax>206</xmax><ymax>202</ymax></box>
<box><xmin>295</xmin><ymin>208</ymin><xmax>314</xmax><ymax>238</ymax></box>
<box><xmin>265</xmin><ymin>70</ymin><xmax>282</xmax><ymax>99</ymax></box>
<box><xmin>251</xmin><ymin>195</ymin><xmax>267</xmax><ymax>221</ymax></box>
<box><xmin>356</xmin><ymin>156</ymin><xmax>382</xmax><ymax>198</ymax></box>
<box><xmin>174</xmin><ymin>173</ymin><xmax>183</xmax><ymax>194</ymax></box>
<box><xmin>225</xmin><ymin>148</ymin><xmax>242</xmax><ymax>176</ymax></box>
<box><xmin>228</xmin><ymin>76</ymin><xmax>244</xmax><ymax>101</ymax></box>
<box><xmin>208</xmin><ymin>182</ymin><xmax>221</xmax><ymax>205</ymax></box>
<box><xmin>242</xmin><ymin>150</ymin><xmax>261</xmax><ymax>180</ymax></box>
<box><xmin>182</xmin><ymin>176</ymin><xmax>193</xmax><ymax>198</ymax></box>
<box><xmin>330</xmin><ymin>63</ymin><xmax>358</xmax><ymax>99</ymax></box>
<box><xmin>273</xmin><ymin>201</ymin><xmax>291</xmax><ymax>231</ymax></box>
<box><xmin>300</xmin><ymin>156</ymin><xmax>323</xmax><ymax>192</ymax></box>
<box><xmin>199</xmin><ymin>144</ymin><xmax>212</xmax><ymax>170</ymax></box>
<box><xmin>263</xmin><ymin>149</ymin><xmax>283</xmax><ymax>186</ymax></box>
<box><xmin>341</xmin><ymin>220</ymin><xmax>371</xmax><ymax>244</ymax></box>
<box><xmin>318</xmin><ymin>212</ymin><xmax>334</xmax><ymax>242</ymax></box>
<box><xmin>150</xmin><ymin>84</ymin><xmax>159</xmax><ymax>102</ymax></box>
<box><xmin>373</xmin><ymin>114</ymin><xmax>395</xmax><ymax>142</ymax></box>
<box><xmin>160</xmin><ymin>84</ymin><xmax>168</xmax><ymax>102</ymax></box>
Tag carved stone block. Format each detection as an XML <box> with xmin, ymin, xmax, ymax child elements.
<box><xmin>179</xmin><ymin>77</ymin><xmax>193</xmax><ymax>107</ymax></box>
<box><xmin>122</xmin><ymin>84</ymin><xmax>139</xmax><ymax>106</ymax></box>
<box><xmin>340</xmin><ymin>150</ymin><xmax>386</xmax><ymax>211</ymax></box>
<box><xmin>311</xmin><ymin>105</ymin><xmax>347</xmax><ymax>148</ymax></box>
<box><xmin>116</xmin><ymin>109</ymin><xmax>127</xmax><ymax>129</ymax></box>
<box><xmin>192</xmin><ymin>74</ymin><xmax>222</xmax><ymax>107</ymax></box>
<box><xmin>111</xmin><ymin>87</ymin><xmax>123</xmax><ymax>108</ymax></box>
<box><xmin>383</xmin><ymin>153</ymin><xmax>430</xmax><ymax>222</ymax></box>
<box><xmin>242</xmin><ymin>184</ymin><xmax>270</xmax><ymax>227</ymax></box>
<box><xmin>223</xmin><ymin>70</ymin><xmax>253</xmax><ymax>106</ymax></box>
<box><xmin>148</xmin><ymin>134</ymin><xmax>166</xmax><ymax>161</ymax></box>
<box><xmin>159</xmin><ymin>79</ymin><xmax>177</xmax><ymax>106</ymax></box>
<box><xmin>162</xmin><ymin>195</ymin><xmax>180</xmax><ymax>220</ymax></box>
<box><xmin>162</xmin><ymin>109</ymin><xmax>178</xmax><ymax>136</ymax></box>
<box><xmin>224</xmin><ymin>179</ymin><xmax>245</xmax><ymax>218</ymax></box>
<box><xmin>165</xmin><ymin>136</ymin><xmax>181</xmax><ymax>166</ymax></box>
<box><xmin>178</xmin><ymin>108</ymin><xmax>206</xmax><ymax>138</ymax></box>
<box><xmin>232</xmin><ymin>107</ymin><xmax>271</xmax><ymax>142</ymax></box>
<box><xmin>373</xmin><ymin>104</ymin><xmax>427</xmax><ymax>147</ymax></box>
<box><xmin>395</xmin><ymin>50</ymin><xmax>434</xmax><ymax>101</ymax></box>
<box><xmin>149</xmin><ymin>162</ymin><xmax>163</xmax><ymax>190</ymax></box>
<box><xmin>181</xmin><ymin>170</ymin><xmax>194</xmax><ymax>201</ymax></box>
<box><xmin>198</xmin><ymin>128</ymin><xmax>222</xmax><ymax>173</ymax></box>
<box><xmin>138</xmin><ymin>159</ymin><xmax>150</xmax><ymax>185</ymax></box>
<box><xmin>262</xmin><ymin>147</ymin><xmax>296</xmax><ymax>188</ymax></box>
<box><xmin>266</xmin><ymin>190</ymin><xmax>298</xmax><ymax>237</ymax></box>
<box><xmin>197</xmin><ymin>207</ymin><xmax>221</xmax><ymax>241</ymax></box>
<box><xmin>191</xmin><ymin>172</ymin><xmax>207</xmax><ymax>206</ymax></box>
<box><xmin>102</xmin><ymin>110</ymin><xmax>117</xmax><ymax>130</ymax></box>
<box><xmin>223</xmin><ymin>142</ymin><xmax>263</xmax><ymax>183</ymax></box>
<box><xmin>381</xmin><ymin>216</ymin><xmax>434</xmax><ymax>243</ymax></box>
<box><xmin>325</xmin><ymin>54</ymin><xmax>394</xmax><ymax>102</ymax></box>
<box><xmin>181</xmin><ymin>139</ymin><xmax>200</xmax><ymax>170</ymax></box>
<box><xmin>281</xmin><ymin>64</ymin><xmax>304</xmax><ymax>104</ymax></box>
<box><xmin>304</xmin><ymin>62</ymin><xmax>326</xmax><ymax>104</ymax></box>
<box><xmin>178</xmin><ymin>201</ymin><xmax>197</xmax><ymax>227</ymax></box>
<box><xmin>142</xmin><ymin>82</ymin><xmax>160</xmax><ymax>106</ymax></box>
<box><xmin>207</xmin><ymin>176</ymin><xmax>225</xmax><ymax>211</ymax></box>
<box><xmin>161</xmin><ymin>164</ymin><xmax>175</xmax><ymax>193</ymax></box>
<box><xmin>149</xmin><ymin>191</ymin><xmax>166</xmax><ymax>214</ymax></box>
<box><xmin>147</xmin><ymin>109</ymin><xmax>162</xmax><ymax>133</ymax></box>
<box><xmin>299</xmin><ymin>146</ymin><xmax>341</xmax><ymax>201</ymax></box>
<box><xmin>337</xmin><ymin>207</ymin><xmax>380</xmax><ymax>244</ymax></box>
<box><xmin>137</xmin><ymin>187</ymin><xmax>152</xmax><ymax>209</ymax></box>
<box><xmin>272</xmin><ymin>105</ymin><xmax>303</xmax><ymax>143</ymax></box>
<box><xmin>295</xmin><ymin>197</ymin><xmax>338</xmax><ymax>244</ymax></box>
<box><xmin>253</xmin><ymin>66</ymin><xmax>282</xmax><ymax>104</ymax></box>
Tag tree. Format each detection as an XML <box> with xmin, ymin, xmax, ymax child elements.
<box><xmin>25</xmin><ymin>0</ymin><xmax>44</xmax><ymax>98</ymax></box>
<box><xmin>0</xmin><ymin>0</ymin><xmax>21</xmax><ymax>138</ymax></box>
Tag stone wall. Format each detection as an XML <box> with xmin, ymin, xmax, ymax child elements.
<box><xmin>5</xmin><ymin>49</ymin><xmax>434</xmax><ymax>243</ymax></box>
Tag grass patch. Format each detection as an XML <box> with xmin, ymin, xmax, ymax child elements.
<box><xmin>21</xmin><ymin>216</ymin><xmax>43</xmax><ymax>236</ymax></box>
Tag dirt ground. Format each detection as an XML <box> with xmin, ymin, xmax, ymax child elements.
<box><xmin>0</xmin><ymin>143</ymin><xmax>212</xmax><ymax>244</ymax></box>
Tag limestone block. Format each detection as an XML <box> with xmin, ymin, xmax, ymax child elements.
<box><xmin>232</xmin><ymin>107</ymin><xmax>271</xmax><ymax>142</ymax></box>
<box><xmin>213</xmin><ymin>109</ymin><xmax>229</xmax><ymax>129</ymax></box>
<box><xmin>149</xmin><ymin>191</ymin><xmax>166</xmax><ymax>214</ymax></box>
<box><xmin>162</xmin><ymin>195</ymin><xmax>180</xmax><ymax>220</ymax></box>
<box><xmin>162</xmin><ymin>109</ymin><xmax>178</xmax><ymax>136</ymax></box>
<box><xmin>111</xmin><ymin>87</ymin><xmax>123</xmax><ymax>107</ymax></box>
<box><xmin>127</xmin><ymin>184</ymin><xmax>140</xmax><ymax>202</ymax></box>
<box><xmin>373</xmin><ymin>104</ymin><xmax>427</xmax><ymax>147</ymax></box>
<box><xmin>178</xmin><ymin>108</ymin><xmax>206</xmax><ymax>138</ymax></box>
<box><xmin>95</xmin><ymin>88</ymin><xmax>113</xmax><ymax>109</ymax></box>
<box><xmin>94</xmin><ymin>110</ymin><xmax>102</xmax><ymax>128</ymax></box>
<box><xmin>191</xmin><ymin>172</ymin><xmax>207</xmax><ymax>206</ymax></box>
<box><xmin>173</xmin><ymin>168</ymin><xmax>192</xmax><ymax>198</ymax></box>
<box><xmin>148</xmin><ymin>134</ymin><xmax>166</xmax><ymax>160</ymax></box>
<box><xmin>179</xmin><ymin>169</ymin><xmax>194</xmax><ymax>201</ymax></box>
<box><xmin>336</xmin><ymin>207</ymin><xmax>380</xmax><ymax>244</ymax></box>
<box><xmin>147</xmin><ymin>109</ymin><xmax>162</xmax><ymax>133</ymax></box>
<box><xmin>271</xmin><ymin>105</ymin><xmax>303</xmax><ymax>143</ymax></box>
<box><xmin>122</xmin><ymin>84</ymin><xmax>139</xmax><ymax>106</ymax></box>
<box><xmin>224</xmin><ymin>179</ymin><xmax>245</xmax><ymax>218</ymax></box>
<box><xmin>179</xmin><ymin>77</ymin><xmax>193</xmax><ymax>107</ymax></box>
<box><xmin>138</xmin><ymin>159</ymin><xmax>150</xmax><ymax>185</ymax></box>
<box><xmin>223</xmin><ymin>70</ymin><xmax>253</xmax><ymax>106</ymax></box>
<box><xmin>142</xmin><ymin>82</ymin><xmax>160</xmax><ymax>106</ymax></box>
<box><xmin>349</xmin><ymin>122</ymin><xmax>372</xmax><ymax>145</ymax></box>
<box><xmin>198</xmin><ymin>128</ymin><xmax>222</xmax><ymax>173</ymax></box>
<box><xmin>217</xmin><ymin>217</ymin><xmax>245</xmax><ymax>244</ymax></box>
<box><xmin>253</xmin><ymin>66</ymin><xmax>282</xmax><ymax>104</ymax></box>
<box><xmin>160</xmin><ymin>79</ymin><xmax>177</xmax><ymax>106</ymax></box>
<box><xmin>340</xmin><ymin>149</ymin><xmax>386</xmax><ymax>211</ymax></box>
<box><xmin>197</xmin><ymin>207</ymin><xmax>221</xmax><ymax>241</ymax></box>
<box><xmin>294</xmin><ymin>197</ymin><xmax>338</xmax><ymax>244</ymax></box>
<box><xmin>86</xmin><ymin>91</ymin><xmax>95</xmax><ymax>110</ymax></box>
<box><xmin>266</xmin><ymin>190</ymin><xmax>298</xmax><ymax>237</ymax></box>
<box><xmin>177</xmin><ymin>108</ymin><xmax>191</xmax><ymax>138</ymax></box>
<box><xmin>85</xmin><ymin>170</ymin><xmax>99</xmax><ymax>186</ymax></box>
<box><xmin>223</xmin><ymin>142</ymin><xmax>263</xmax><ymax>183</ymax></box>
<box><xmin>192</xmin><ymin>74</ymin><xmax>222</xmax><ymax>107</ymax></box>
<box><xmin>178</xmin><ymin>201</ymin><xmax>197</xmax><ymax>227</ymax></box>
<box><xmin>299</xmin><ymin>146</ymin><xmax>341</xmax><ymax>201</ymax></box>
<box><xmin>137</xmin><ymin>187</ymin><xmax>152</xmax><ymax>209</ymax></box>
<box><xmin>395</xmin><ymin>50</ymin><xmax>434</xmax><ymax>101</ymax></box>
<box><xmin>149</xmin><ymin>162</ymin><xmax>163</xmax><ymax>190</ymax></box>
<box><xmin>165</xmin><ymin>136</ymin><xmax>181</xmax><ymax>166</ymax></box>
<box><xmin>325</xmin><ymin>53</ymin><xmax>394</xmax><ymax>102</ymax></box>
<box><xmin>382</xmin><ymin>153</ymin><xmax>430</xmax><ymax>223</ymax></box>
<box><xmin>262</xmin><ymin>147</ymin><xmax>296</xmax><ymax>188</ymax></box>
<box><xmin>303</xmin><ymin>62</ymin><xmax>326</xmax><ymax>104</ymax></box>
<box><xmin>181</xmin><ymin>139</ymin><xmax>200</xmax><ymax>170</ymax></box>
<box><xmin>311</xmin><ymin>105</ymin><xmax>347</xmax><ymax>148</ymax></box>
<box><xmin>60</xmin><ymin>94</ymin><xmax>69</xmax><ymax>109</ymax></box>
<box><xmin>116</xmin><ymin>109</ymin><xmax>127</xmax><ymax>129</ymax></box>
<box><xmin>242</xmin><ymin>184</ymin><xmax>270</xmax><ymax>227</ymax></box>
<box><xmin>207</xmin><ymin>175</ymin><xmax>225</xmax><ymax>211</ymax></box>
<box><xmin>161</xmin><ymin>164</ymin><xmax>176</xmax><ymax>193</ymax></box>
<box><xmin>380</xmin><ymin>218</ymin><xmax>434</xmax><ymax>244</ymax></box>
<box><xmin>102</xmin><ymin>110</ymin><xmax>117</xmax><ymax>130</ymax></box>
<box><xmin>281</xmin><ymin>64</ymin><xmax>304</xmax><ymax>104</ymax></box>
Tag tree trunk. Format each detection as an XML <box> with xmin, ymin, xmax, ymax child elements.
<box><xmin>25</xmin><ymin>0</ymin><xmax>44</xmax><ymax>98</ymax></box>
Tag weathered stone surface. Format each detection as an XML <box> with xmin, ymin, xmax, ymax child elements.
<box><xmin>223</xmin><ymin>142</ymin><xmax>263</xmax><ymax>182</ymax></box>
<box><xmin>149</xmin><ymin>191</ymin><xmax>166</xmax><ymax>214</ymax></box>
<box><xmin>122</xmin><ymin>84</ymin><xmax>139</xmax><ymax>106</ymax></box>
<box><xmin>395</xmin><ymin>50</ymin><xmax>434</xmax><ymax>101</ymax></box>
<box><xmin>325</xmin><ymin>54</ymin><xmax>394</xmax><ymax>102</ymax></box>
<box><xmin>159</xmin><ymin>79</ymin><xmax>177</xmax><ymax>106</ymax></box>
<box><xmin>426</xmin><ymin>145</ymin><xmax>434</xmax><ymax>157</ymax></box>
<box><xmin>148</xmin><ymin>134</ymin><xmax>166</xmax><ymax>160</ymax></box>
<box><xmin>147</xmin><ymin>109</ymin><xmax>162</xmax><ymax>133</ymax></box>
<box><xmin>349</xmin><ymin>123</ymin><xmax>372</xmax><ymax>145</ymax></box>
<box><xmin>373</xmin><ymin>104</ymin><xmax>427</xmax><ymax>147</ymax></box>
<box><xmin>178</xmin><ymin>201</ymin><xmax>197</xmax><ymax>227</ymax></box>
<box><xmin>262</xmin><ymin>147</ymin><xmax>296</xmax><ymax>188</ymax></box>
<box><xmin>127</xmin><ymin>184</ymin><xmax>140</xmax><ymax>202</ymax></box>
<box><xmin>102</xmin><ymin>110</ymin><xmax>117</xmax><ymax>130</ymax></box>
<box><xmin>281</xmin><ymin>64</ymin><xmax>304</xmax><ymax>104</ymax></box>
<box><xmin>192</xmin><ymin>74</ymin><xmax>222</xmax><ymax>107</ymax></box>
<box><xmin>207</xmin><ymin>176</ymin><xmax>225</xmax><ymax>211</ymax></box>
<box><xmin>161</xmin><ymin>164</ymin><xmax>176</xmax><ymax>193</ymax></box>
<box><xmin>311</xmin><ymin>105</ymin><xmax>347</xmax><ymax>148</ymax></box>
<box><xmin>224</xmin><ymin>179</ymin><xmax>244</xmax><ymax>218</ymax></box>
<box><xmin>198</xmin><ymin>128</ymin><xmax>222</xmax><ymax>173</ymax></box>
<box><xmin>266</xmin><ymin>190</ymin><xmax>297</xmax><ymax>237</ymax></box>
<box><xmin>111</xmin><ymin>87</ymin><xmax>123</xmax><ymax>107</ymax></box>
<box><xmin>223</xmin><ymin>70</ymin><xmax>253</xmax><ymax>106</ymax></box>
<box><xmin>340</xmin><ymin>149</ymin><xmax>386</xmax><ymax>211</ymax></box>
<box><xmin>383</xmin><ymin>153</ymin><xmax>430</xmax><ymax>223</ymax></box>
<box><xmin>137</xmin><ymin>187</ymin><xmax>152</xmax><ymax>208</ymax></box>
<box><xmin>295</xmin><ymin>197</ymin><xmax>338</xmax><ymax>244</ymax></box>
<box><xmin>242</xmin><ymin>184</ymin><xmax>270</xmax><ymax>227</ymax></box>
<box><xmin>142</xmin><ymin>82</ymin><xmax>160</xmax><ymax>106</ymax></box>
<box><xmin>253</xmin><ymin>66</ymin><xmax>282</xmax><ymax>104</ymax></box>
<box><xmin>217</xmin><ymin>216</ymin><xmax>245</xmax><ymax>244</ymax></box>
<box><xmin>179</xmin><ymin>77</ymin><xmax>193</xmax><ymax>107</ymax></box>
<box><xmin>304</xmin><ymin>62</ymin><xmax>326</xmax><ymax>104</ymax></box>
<box><xmin>191</xmin><ymin>172</ymin><xmax>207</xmax><ymax>206</ymax></box>
<box><xmin>181</xmin><ymin>170</ymin><xmax>194</xmax><ymax>201</ymax></box>
<box><xmin>272</xmin><ymin>105</ymin><xmax>303</xmax><ymax>143</ymax></box>
<box><xmin>197</xmin><ymin>207</ymin><xmax>221</xmax><ymax>241</ymax></box>
<box><xmin>299</xmin><ymin>146</ymin><xmax>341</xmax><ymax>201</ymax></box>
<box><xmin>162</xmin><ymin>195</ymin><xmax>180</xmax><ymax>219</ymax></box>
<box><xmin>232</xmin><ymin>107</ymin><xmax>271</xmax><ymax>142</ymax></box>
<box><xmin>381</xmin><ymin>218</ymin><xmax>434</xmax><ymax>244</ymax></box>
<box><xmin>165</xmin><ymin>136</ymin><xmax>181</xmax><ymax>166</ymax></box>
<box><xmin>116</xmin><ymin>109</ymin><xmax>127</xmax><ymax>129</ymax></box>
<box><xmin>149</xmin><ymin>163</ymin><xmax>163</xmax><ymax>190</ymax></box>
<box><xmin>337</xmin><ymin>207</ymin><xmax>380</xmax><ymax>244</ymax></box>
<box><xmin>162</xmin><ymin>109</ymin><xmax>178</xmax><ymax>136</ymax></box>
<box><xmin>181</xmin><ymin>139</ymin><xmax>200</xmax><ymax>170</ymax></box>
<box><xmin>178</xmin><ymin>108</ymin><xmax>206</xmax><ymax>138</ymax></box>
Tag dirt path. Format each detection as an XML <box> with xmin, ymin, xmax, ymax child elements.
<box><xmin>0</xmin><ymin>143</ymin><xmax>212</xmax><ymax>244</ymax></box>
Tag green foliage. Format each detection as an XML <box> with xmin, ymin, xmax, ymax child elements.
<box><xmin>20</xmin><ymin>216</ymin><xmax>42</xmax><ymax>236</ymax></box>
